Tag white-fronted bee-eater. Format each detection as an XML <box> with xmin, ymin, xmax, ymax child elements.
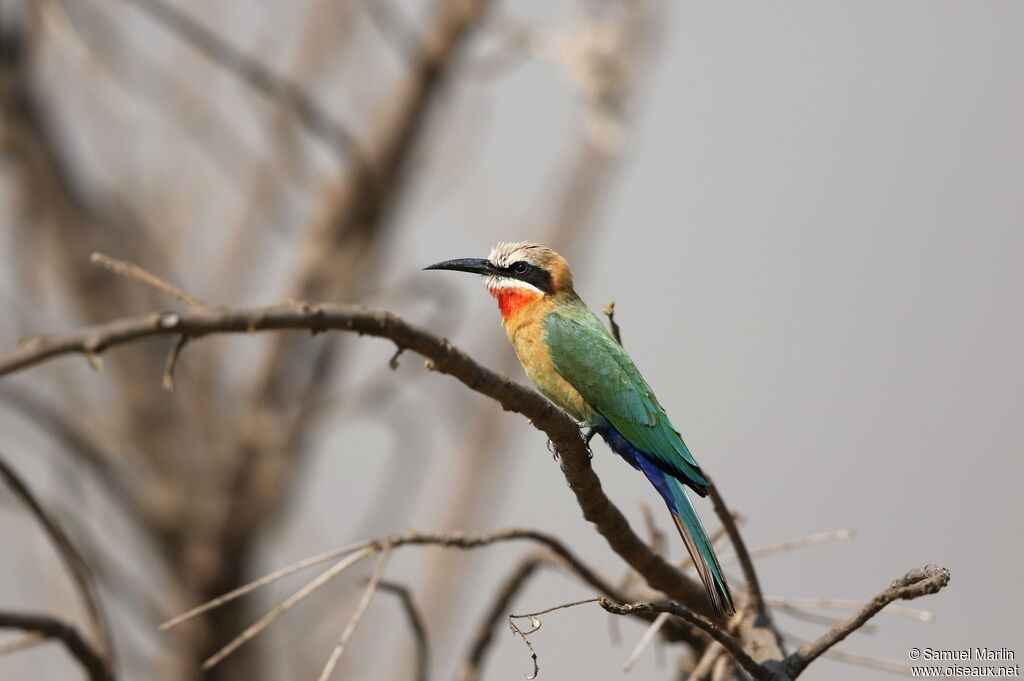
<box><xmin>426</xmin><ymin>241</ymin><xmax>735</xmax><ymax>615</ymax></box>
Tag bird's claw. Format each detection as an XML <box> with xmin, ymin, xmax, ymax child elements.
<box><xmin>581</xmin><ymin>426</ymin><xmax>597</xmax><ymax>459</ymax></box>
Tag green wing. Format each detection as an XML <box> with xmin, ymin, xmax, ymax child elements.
<box><xmin>544</xmin><ymin>304</ymin><xmax>709</xmax><ymax>492</ymax></box>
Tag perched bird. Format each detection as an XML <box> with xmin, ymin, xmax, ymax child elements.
<box><xmin>426</xmin><ymin>242</ymin><xmax>734</xmax><ymax>615</ymax></box>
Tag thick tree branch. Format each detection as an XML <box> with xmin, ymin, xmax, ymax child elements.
<box><xmin>0</xmin><ymin>611</ymin><xmax>115</xmax><ymax>681</ymax></box>
<box><xmin>0</xmin><ymin>303</ymin><xmax>709</xmax><ymax>610</ymax></box>
<box><xmin>782</xmin><ymin>565</ymin><xmax>951</xmax><ymax>678</ymax></box>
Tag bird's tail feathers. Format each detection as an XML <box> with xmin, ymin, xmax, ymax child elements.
<box><xmin>598</xmin><ymin>425</ymin><xmax>734</xmax><ymax>615</ymax></box>
<box><xmin>666</xmin><ymin>479</ymin><xmax>735</xmax><ymax>616</ymax></box>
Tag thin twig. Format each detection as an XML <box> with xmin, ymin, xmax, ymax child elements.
<box><xmin>90</xmin><ymin>252</ymin><xmax>208</xmax><ymax>309</ymax></box>
<box><xmin>201</xmin><ymin>547</ymin><xmax>375</xmax><ymax>670</ymax></box>
<box><xmin>780</xmin><ymin>631</ymin><xmax>906</xmax><ymax>674</ymax></box>
<box><xmin>0</xmin><ymin>303</ymin><xmax>711</xmax><ymax>612</ymax></box>
<box><xmin>111</xmin><ymin>0</ymin><xmax>364</xmax><ymax>162</ymax></box>
<box><xmin>0</xmin><ymin>455</ymin><xmax>113</xmax><ymax>663</ymax></box>
<box><xmin>782</xmin><ymin>565</ymin><xmax>951</xmax><ymax>678</ymax></box>
<box><xmin>721</xmin><ymin>529</ymin><xmax>856</xmax><ymax>565</ymax></box>
<box><xmin>598</xmin><ymin>599</ymin><xmax>774</xmax><ymax>681</ymax></box>
<box><xmin>361</xmin><ymin>0</ymin><xmax>424</xmax><ymax>66</ymax></box>
<box><xmin>0</xmin><ymin>389</ymin><xmax>152</xmax><ymax>520</ymax></box>
<box><xmin>762</xmin><ymin>596</ymin><xmax>934</xmax><ymax>623</ymax></box>
<box><xmin>457</xmin><ymin>554</ymin><xmax>545</xmax><ymax>681</ymax></box>
<box><xmin>378</xmin><ymin>580</ymin><xmax>430</xmax><ymax>681</ymax></box>
<box><xmin>317</xmin><ymin>546</ymin><xmax>392</xmax><ymax>681</ymax></box>
<box><xmin>602</xmin><ymin>301</ymin><xmax>622</xmax><ymax>344</ymax></box>
<box><xmin>621</xmin><ymin>611</ymin><xmax>669</xmax><ymax>671</ymax></box>
<box><xmin>159</xmin><ymin>539</ymin><xmax>375</xmax><ymax>630</ymax></box>
<box><xmin>163</xmin><ymin>527</ymin><xmax>626</xmax><ymax>635</ymax></box>
<box><xmin>161</xmin><ymin>335</ymin><xmax>189</xmax><ymax>391</ymax></box>
<box><xmin>774</xmin><ymin>603</ymin><xmax>878</xmax><ymax>634</ymax></box>
<box><xmin>508</xmin><ymin>598</ymin><xmax>601</xmax><ymax>680</ymax></box>
<box><xmin>0</xmin><ymin>631</ymin><xmax>44</xmax><ymax>654</ymax></box>
<box><xmin>688</xmin><ymin>641</ymin><xmax>726</xmax><ymax>681</ymax></box>
<box><xmin>707</xmin><ymin>485</ymin><xmax>765</xmax><ymax>615</ymax></box>
<box><xmin>0</xmin><ymin>612</ymin><xmax>115</xmax><ymax>681</ymax></box>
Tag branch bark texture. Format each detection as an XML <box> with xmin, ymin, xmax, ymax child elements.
<box><xmin>0</xmin><ymin>302</ymin><xmax>709</xmax><ymax>611</ymax></box>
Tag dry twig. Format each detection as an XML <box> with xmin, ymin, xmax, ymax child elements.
<box><xmin>0</xmin><ymin>612</ymin><xmax>115</xmax><ymax>681</ymax></box>
<box><xmin>201</xmin><ymin>548</ymin><xmax>375</xmax><ymax>670</ymax></box>
<box><xmin>317</xmin><ymin>547</ymin><xmax>392</xmax><ymax>681</ymax></box>
<box><xmin>782</xmin><ymin>565</ymin><xmax>950</xmax><ymax>678</ymax></box>
<box><xmin>0</xmin><ymin>455</ymin><xmax>113</xmax><ymax>663</ymax></box>
<box><xmin>0</xmin><ymin>303</ymin><xmax>711</xmax><ymax>612</ymax></box>
<box><xmin>602</xmin><ymin>301</ymin><xmax>622</xmax><ymax>345</ymax></box>
<box><xmin>378</xmin><ymin>581</ymin><xmax>430</xmax><ymax>681</ymax></box>
<box><xmin>457</xmin><ymin>554</ymin><xmax>545</xmax><ymax>681</ymax></box>
<box><xmin>90</xmin><ymin>252</ymin><xmax>208</xmax><ymax>310</ymax></box>
<box><xmin>112</xmin><ymin>0</ymin><xmax>364</xmax><ymax>161</ymax></box>
<box><xmin>508</xmin><ymin>598</ymin><xmax>601</xmax><ymax>680</ymax></box>
<box><xmin>598</xmin><ymin>599</ymin><xmax>773</xmax><ymax>681</ymax></box>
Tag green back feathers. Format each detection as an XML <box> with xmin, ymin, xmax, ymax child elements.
<box><xmin>543</xmin><ymin>295</ymin><xmax>710</xmax><ymax>493</ymax></box>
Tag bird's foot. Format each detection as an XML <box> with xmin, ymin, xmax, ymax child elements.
<box><xmin>581</xmin><ymin>426</ymin><xmax>597</xmax><ymax>459</ymax></box>
<box><xmin>546</xmin><ymin>438</ymin><xmax>559</xmax><ymax>461</ymax></box>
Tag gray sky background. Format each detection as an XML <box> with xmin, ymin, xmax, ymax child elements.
<box><xmin>1</xmin><ymin>2</ymin><xmax>1021</xmax><ymax>680</ymax></box>
<box><xmin>389</xmin><ymin>2</ymin><xmax>1023</xmax><ymax>677</ymax></box>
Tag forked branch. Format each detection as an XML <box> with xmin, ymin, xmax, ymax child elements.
<box><xmin>0</xmin><ymin>302</ymin><xmax>710</xmax><ymax>611</ymax></box>
<box><xmin>0</xmin><ymin>612</ymin><xmax>114</xmax><ymax>681</ymax></box>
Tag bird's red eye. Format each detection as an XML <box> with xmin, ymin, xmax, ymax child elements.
<box><xmin>513</xmin><ymin>262</ymin><xmax>529</xmax><ymax>274</ymax></box>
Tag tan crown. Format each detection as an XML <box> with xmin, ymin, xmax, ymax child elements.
<box><xmin>488</xmin><ymin>241</ymin><xmax>574</xmax><ymax>293</ymax></box>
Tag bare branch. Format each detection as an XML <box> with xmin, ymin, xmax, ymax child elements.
<box><xmin>602</xmin><ymin>301</ymin><xmax>622</xmax><ymax>345</ymax></box>
<box><xmin>164</xmin><ymin>527</ymin><xmax>626</xmax><ymax>633</ymax></box>
<box><xmin>0</xmin><ymin>454</ymin><xmax>113</xmax><ymax>664</ymax></box>
<box><xmin>707</xmin><ymin>485</ymin><xmax>764</xmax><ymax>615</ymax></box>
<box><xmin>317</xmin><ymin>547</ymin><xmax>391</xmax><ymax>681</ymax></box>
<box><xmin>0</xmin><ymin>304</ymin><xmax>710</xmax><ymax>611</ymax></box>
<box><xmin>0</xmin><ymin>611</ymin><xmax>115</xmax><ymax>681</ymax></box>
<box><xmin>361</xmin><ymin>0</ymin><xmax>424</xmax><ymax>66</ymax></box>
<box><xmin>508</xmin><ymin>598</ymin><xmax>601</xmax><ymax>680</ymax></box>
<box><xmin>621</xmin><ymin>611</ymin><xmax>669</xmax><ymax>671</ymax></box>
<box><xmin>598</xmin><ymin>599</ymin><xmax>774</xmax><ymax>681</ymax></box>
<box><xmin>707</xmin><ymin>484</ymin><xmax>786</xmax><ymax>668</ymax></box>
<box><xmin>0</xmin><ymin>631</ymin><xmax>44</xmax><ymax>654</ymax></box>
<box><xmin>688</xmin><ymin>641</ymin><xmax>727</xmax><ymax>681</ymax></box>
<box><xmin>782</xmin><ymin>565</ymin><xmax>951</xmax><ymax>678</ymax></box>
<box><xmin>378</xmin><ymin>581</ymin><xmax>429</xmax><ymax>681</ymax></box>
<box><xmin>0</xmin><ymin>389</ymin><xmax>153</xmax><ymax>520</ymax></box>
<box><xmin>457</xmin><ymin>554</ymin><xmax>545</xmax><ymax>681</ymax></box>
<box><xmin>159</xmin><ymin>539</ymin><xmax>377</xmax><ymax>631</ymax></box>
<box><xmin>774</xmin><ymin>604</ymin><xmax>878</xmax><ymax>634</ymax></box>
<box><xmin>780</xmin><ymin>631</ymin><xmax>907</xmax><ymax>675</ymax></box>
<box><xmin>201</xmin><ymin>548</ymin><xmax>375</xmax><ymax>670</ymax></box>
<box><xmin>111</xmin><ymin>0</ymin><xmax>364</xmax><ymax>161</ymax></box>
<box><xmin>722</xmin><ymin>529</ymin><xmax>856</xmax><ymax>565</ymax></box>
<box><xmin>763</xmin><ymin>596</ymin><xmax>934</xmax><ymax>623</ymax></box>
<box><xmin>90</xmin><ymin>252</ymin><xmax>209</xmax><ymax>310</ymax></box>
<box><xmin>160</xmin><ymin>335</ymin><xmax>189</xmax><ymax>391</ymax></box>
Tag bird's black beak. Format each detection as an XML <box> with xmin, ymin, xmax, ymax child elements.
<box><xmin>423</xmin><ymin>258</ymin><xmax>496</xmax><ymax>276</ymax></box>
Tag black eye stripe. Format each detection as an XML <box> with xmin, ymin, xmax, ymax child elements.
<box><xmin>502</xmin><ymin>261</ymin><xmax>554</xmax><ymax>293</ymax></box>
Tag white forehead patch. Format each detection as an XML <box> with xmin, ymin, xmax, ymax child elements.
<box><xmin>483</xmin><ymin>275</ymin><xmax>543</xmax><ymax>295</ymax></box>
<box><xmin>488</xmin><ymin>241</ymin><xmax>544</xmax><ymax>269</ymax></box>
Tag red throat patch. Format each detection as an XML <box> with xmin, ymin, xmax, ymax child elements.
<box><xmin>488</xmin><ymin>285</ymin><xmax>542</xmax><ymax>320</ymax></box>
